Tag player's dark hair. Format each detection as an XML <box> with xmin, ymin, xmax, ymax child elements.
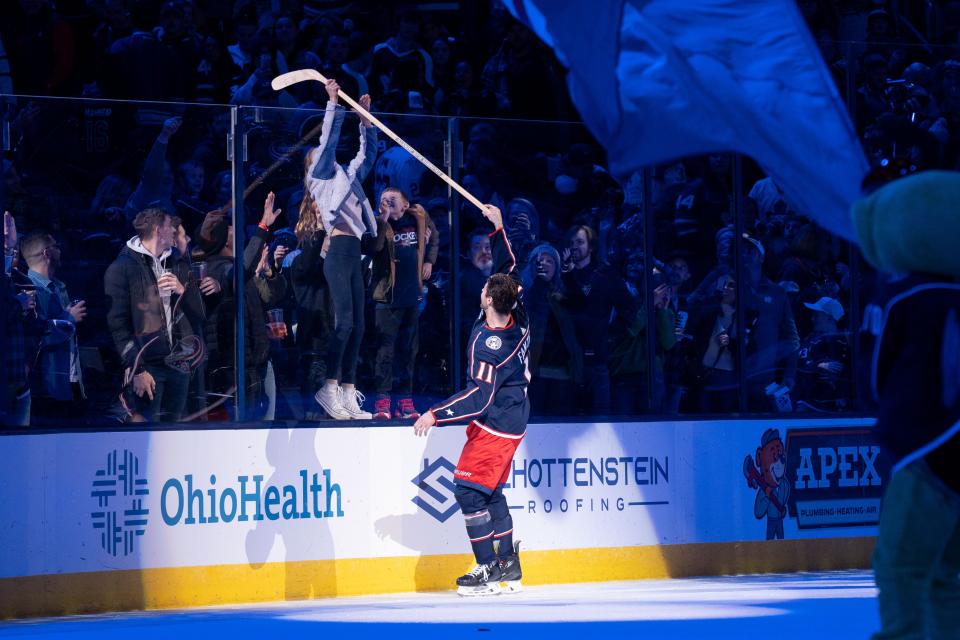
<box><xmin>486</xmin><ymin>273</ymin><xmax>518</xmax><ymax>315</ymax></box>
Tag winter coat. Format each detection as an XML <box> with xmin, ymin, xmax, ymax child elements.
<box><xmin>204</xmin><ymin>227</ymin><xmax>285</xmax><ymax>369</ymax></box>
<box><xmin>364</xmin><ymin>207</ymin><xmax>439</xmax><ymax>305</ymax></box>
<box><xmin>105</xmin><ymin>239</ymin><xmax>203</xmax><ymax>371</ymax></box>
<box><xmin>289</xmin><ymin>232</ymin><xmax>332</xmax><ymax>352</ymax></box>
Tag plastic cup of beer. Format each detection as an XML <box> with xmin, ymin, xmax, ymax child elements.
<box><xmin>267</xmin><ymin>308</ymin><xmax>286</xmax><ymax>339</ymax></box>
<box><xmin>192</xmin><ymin>261</ymin><xmax>207</xmax><ymax>282</ymax></box>
<box><xmin>158</xmin><ymin>268</ymin><xmax>172</xmax><ymax>302</ymax></box>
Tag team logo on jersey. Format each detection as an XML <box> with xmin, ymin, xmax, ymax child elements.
<box><xmin>485</xmin><ymin>336</ymin><xmax>503</xmax><ymax>350</ymax></box>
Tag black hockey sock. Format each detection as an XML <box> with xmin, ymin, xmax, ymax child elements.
<box><xmin>463</xmin><ymin>509</ymin><xmax>496</xmax><ymax>564</ymax></box>
<box><xmin>488</xmin><ymin>488</ymin><xmax>514</xmax><ymax>557</ymax></box>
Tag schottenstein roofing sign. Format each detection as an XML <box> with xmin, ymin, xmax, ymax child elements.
<box><xmin>0</xmin><ymin>418</ymin><xmax>882</xmax><ymax>582</ymax></box>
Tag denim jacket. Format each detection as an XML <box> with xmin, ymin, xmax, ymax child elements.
<box><xmin>27</xmin><ymin>270</ymin><xmax>84</xmax><ymax>401</ymax></box>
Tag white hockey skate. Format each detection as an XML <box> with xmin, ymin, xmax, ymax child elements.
<box><xmin>456</xmin><ymin>560</ymin><xmax>502</xmax><ymax>597</ymax></box>
<box><xmin>498</xmin><ymin>540</ymin><xmax>523</xmax><ymax>594</ymax></box>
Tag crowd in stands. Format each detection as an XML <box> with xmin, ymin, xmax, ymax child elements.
<box><xmin>3</xmin><ymin>0</ymin><xmax>960</xmax><ymax>425</ymax></box>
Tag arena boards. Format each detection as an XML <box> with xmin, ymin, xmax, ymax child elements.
<box><xmin>0</xmin><ymin>418</ymin><xmax>882</xmax><ymax>618</ymax></box>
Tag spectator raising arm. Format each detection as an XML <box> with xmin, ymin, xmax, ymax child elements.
<box><xmin>124</xmin><ymin>118</ymin><xmax>181</xmax><ymax>223</ymax></box>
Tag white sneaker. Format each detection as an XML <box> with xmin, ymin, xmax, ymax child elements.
<box><xmin>314</xmin><ymin>384</ymin><xmax>352</xmax><ymax>420</ymax></box>
<box><xmin>340</xmin><ymin>387</ymin><xmax>373</xmax><ymax>420</ymax></box>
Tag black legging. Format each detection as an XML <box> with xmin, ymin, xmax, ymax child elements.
<box><xmin>323</xmin><ymin>235</ymin><xmax>365</xmax><ymax>384</ymax></box>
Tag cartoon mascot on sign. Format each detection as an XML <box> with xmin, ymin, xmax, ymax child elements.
<box><xmin>743</xmin><ymin>428</ymin><xmax>790</xmax><ymax>540</ymax></box>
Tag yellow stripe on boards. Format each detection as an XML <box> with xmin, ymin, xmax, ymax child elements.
<box><xmin>0</xmin><ymin>537</ymin><xmax>875</xmax><ymax>620</ymax></box>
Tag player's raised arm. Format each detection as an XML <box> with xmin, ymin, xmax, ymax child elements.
<box><xmin>481</xmin><ymin>205</ymin><xmax>518</xmax><ymax>278</ymax></box>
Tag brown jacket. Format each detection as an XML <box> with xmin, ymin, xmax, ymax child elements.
<box><xmin>365</xmin><ymin>204</ymin><xmax>440</xmax><ymax>305</ymax></box>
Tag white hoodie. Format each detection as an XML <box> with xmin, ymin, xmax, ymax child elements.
<box><xmin>126</xmin><ymin>236</ymin><xmax>174</xmax><ymax>344</ymax></box>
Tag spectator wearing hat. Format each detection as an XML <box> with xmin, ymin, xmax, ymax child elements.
<box><xmin>794</xmin><ymin>297</ymin><xmax>850</xmax><ymax>412</ymax></box>
<box><xmin>522</xmin><ymin>243</ymin><xmax>581</xmax><ymax>417</ymax></box>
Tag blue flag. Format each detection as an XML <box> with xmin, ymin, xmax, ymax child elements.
<box><xmin>503</xmin><ymin>0</ymin><xmax>869</xmax><ymax>242</ymax></box>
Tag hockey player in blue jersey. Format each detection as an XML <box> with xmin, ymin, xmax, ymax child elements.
<box><xmin>413</xmin><ymin>203</ymin><xmax>529</xmax><ymax>596</ymax></box>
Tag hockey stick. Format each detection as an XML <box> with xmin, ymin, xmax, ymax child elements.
<box><xmin>272</xmin><ymin>69</ymin><xmax>487</xmax><ymax>212</ymax></box>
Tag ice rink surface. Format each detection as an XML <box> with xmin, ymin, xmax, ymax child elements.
<box><xmin>0</xmin><ymin>570</ymin><xmax>879</xmax><ymax>639</ymax></box>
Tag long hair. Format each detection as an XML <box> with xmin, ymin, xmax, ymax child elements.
<box><xmin>296</xmin><ymin>151</ymin><xmax>321</xmax><ymax>245</ymax></box>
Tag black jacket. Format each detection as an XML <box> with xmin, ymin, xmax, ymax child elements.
<box><xmin>561</xmin><ymin>261</ymin><xmax>638</xmax><ymax>363</ymax></box>
<box><xmin>205</xmin><ymin>227</ymin><xmax>286</xmax><ymax>369</ymax></box>
<box><xmin>290</xmin><ymin>231</ymin><xmax>332</xmax><ymax>351</ymax></box>
<box><xmin>105</xmin><ymin>242</ymin><xmax>203</xmax><ymax>371</ymax></box>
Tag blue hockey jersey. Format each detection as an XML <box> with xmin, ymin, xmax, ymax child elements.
<box><xmin>428</xmin><ymin>227</ymin><xmax>531</xmax><ymax>436</ymax></box>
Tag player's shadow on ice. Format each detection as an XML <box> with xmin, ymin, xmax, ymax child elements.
<box><xmin>245</xmin><ymin>426</ymin><xmax>338</xmax><ymax>599</ymax></box>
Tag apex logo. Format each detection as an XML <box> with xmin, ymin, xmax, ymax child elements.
<box><xmin>411</xmin><ymin>457</ymin><xmax>459</xmax><ymax>522</ymax></box>
<box><xmin>794</xmin><ymin>446</ymin><xmax>881</xmax><ymax>489</ymax></box>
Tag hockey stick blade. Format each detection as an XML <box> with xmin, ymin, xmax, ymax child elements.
<box><xmin>271</xmin><ymin>69</ymin><xmax>327</xmax><ymax>91</ymax></box>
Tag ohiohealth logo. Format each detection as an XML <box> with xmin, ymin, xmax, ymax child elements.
<box><xmin>411</xmin><ymin>457</ymin><xmax>459</xmax><ymax>522</ymax></box>
<box><xmin>91</xmin><ymin>450</ymin><xmax>149</xmax><ymax>556</ymax></box>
